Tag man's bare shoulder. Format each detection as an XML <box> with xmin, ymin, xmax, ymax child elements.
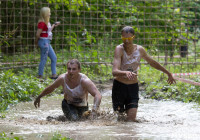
<box><xmin>80</xmin><ymin>74</ymin><xmax>94</xmax><ymax>87</ymax></box>
<box><xmin>115</xmin><ymin>44</ymin><xmax>123</xmax><ymax>50</ymax></box>
<box><xmin>137</xmin><ymin>45</ymin><xmax>150</xmax><ymax>59</ymax></box>
<box><xmin>81</xmin><ymin>74</ymin><xmax>91</xmax><ymax>83</ymax></box>
<box><xmin>137</xmin><ymin>45</ymin><xmax>146</xmax><ymax>53</ymax></box>
<box><xmin>136</xmin><ymin>44</ymin><xmax>144</xmax><ymax>50</ymax></box>
<box><xmin>57</xmin><ymin>73</ymin><xmax>66</xmax><ymax>79</ymax></box>
<box><xmin>114</xmin><ymin>44</ymin><xmax>124</xmax><ymax>57</ymax></box>
<box><xmin>55</xmin><ymin>73</ymin><xmax>66</xmax><ymax>83</ymax></box>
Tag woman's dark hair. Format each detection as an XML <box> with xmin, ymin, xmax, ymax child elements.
<box><xmin>121</xmin><ymin>26</ymin><xmax>135</xmax><ymax>35</ymax></box>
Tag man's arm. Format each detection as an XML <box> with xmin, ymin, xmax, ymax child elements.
<box><xmin>140</xmin><ymin>47</ymin><xmax>176</xmax><ymax>85</ymax></box>
<box><xmin>82</xmin><ymin>79</ymin><xmax>102</xmax><ymax>112</ymax></box>
<box><xmin>112</xmin><ymin>45</ymin><xmax>136</xmax><ymax>80</ymax></box>
<box><xmin>34</xmin><ymin>76</ymin><xmax>63</xmax><ymax>108</ymax></box>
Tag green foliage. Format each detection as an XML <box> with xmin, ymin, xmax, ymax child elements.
<box><xmin>0</xmin><ymin>132</ymin><xmax>23</xmax><ymax>140</ymax></box>
<box><xmin>140</xmin><ymin>65</ymin><xmax>200</xmax><ymax>104</ymax></box>
<box><xmin>0</xmin><ymin>28</ymin><xmax>18</xmax><ymax>47</ymax></box>
<box><xmin>51</xmin><ymin>132</ymin><xmax>72</xmax><ymax>140</ymax></box>
<box><xmin>81</xmin><ymin>64</ymin><xmax>112</xmax><ymax>81</ymax></box>
<box><xmin>1</xmin><ymin>0</ymin><xmax>200</xmax><ymax>63</ymax></box>
<box><xmin>0</xmin><ymin>132</ymin><xmax>72</xmax><ymax>140</ymax></box>
<box><xmin>0</xmin><ymin>69</ymin><xmax>51</xmax><ymax>111</ymax></box>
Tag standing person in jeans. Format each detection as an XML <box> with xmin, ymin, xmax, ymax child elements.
<box><xmin>112</xmin><ymin>26</ymin><xmax>176</xmax><ymax>122</ymax></box>
<box><xmin>35</xmin><ymin>7</ymin><xmax>60</xmax><ymax>79</ymax></box>
<box><xmin>34</xmin><ymin>59</ymin><xmax>102</xmax><ymax>121</ymax></box>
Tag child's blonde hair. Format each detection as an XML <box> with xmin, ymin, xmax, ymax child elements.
<box><xmin>38</xmin><ymin>7</ymin><xmax>50</xmax><ymax>25</ymax></box>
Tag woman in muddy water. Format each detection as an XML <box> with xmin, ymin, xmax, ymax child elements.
<box><xmin>112</xmin><ymin>26</ymin><xmax>176</xmax><ymax>122</ymax></box>
<box><xmin>34</xmin><ymin>59</ymin><xmax>102</xmax><ymax>121</ymax></box>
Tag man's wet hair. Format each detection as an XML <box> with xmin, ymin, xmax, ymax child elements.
<box><xmin>67</xmin><ymin>59</ymin><xmax>81</xmax><ymax>69</ymax></box>
<box><xmin>121</xmin><ymin>26</ymin><xmax>135</xmax><ymax>35</ymax></box>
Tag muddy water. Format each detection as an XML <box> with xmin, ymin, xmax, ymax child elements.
<box><xmin>1</xmin><ymin>90</ymin><xmax>200</xmax><ymax>140</ymax></box>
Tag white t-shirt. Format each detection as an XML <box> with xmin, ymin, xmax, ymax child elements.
<box><xmin>47</xmin><ymin>22</ymin><xmax>53</xmax><ymax>40</ymax></box>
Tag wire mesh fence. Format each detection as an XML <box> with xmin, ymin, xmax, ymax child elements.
<box><xmin>0</xmin><ymin>0</ymin><xmax>200</xmax><ymax>77</ymax></box>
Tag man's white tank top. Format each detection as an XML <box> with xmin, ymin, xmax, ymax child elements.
<box><xmin>63</xmin><ymin>73</ymin><xmax>88</xmax><ymax>106</ymax></box>
<box><xmin>120</xmin><ymin>44</ymin><xmax>141</xmax><ymax>73</ymax></box>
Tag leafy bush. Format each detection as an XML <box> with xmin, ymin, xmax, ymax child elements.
<box><xmin>139</xmin><ymin>65</ymin><xmax>200</xmax><ymax>104</ymax></box>
<box><xmin>0</xmin><ymin>132</ymin><xmax>72</xmax><ymax>140</ymax></box>
<box><xmin>51</xmin><ymin>132</ymin><xmax>72</xmax><ymax>140</ymax></box>
<box><xmin>0</xmin><ymin>69</ymin><xmax>51</xmax><ymax>111</ymax></box>
<box><xmin>0</xmin><ymin>132</ymin><xmax>23</xmax><ymax>140</ymax></box>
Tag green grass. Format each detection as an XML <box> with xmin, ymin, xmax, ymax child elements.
<box><xmin>0</xmin><ymin>132</ymin><xmax>72</xmax><ymax>140</ymax></box>
<box><xmin>139</xmin><ymin>65</ymin><xmax>200</xmax><ymax>104</ymax></box>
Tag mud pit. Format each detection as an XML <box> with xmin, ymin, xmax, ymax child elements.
<box><xmin>1</xmin><ymin>82</ymin><xmax>200</xmax><ymax>140</ymax></box>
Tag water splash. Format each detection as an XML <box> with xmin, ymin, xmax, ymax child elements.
<box><xmin>1</xmin><ymin>91</ymin><xmax>200</xmax><ymax>140</ymax></box>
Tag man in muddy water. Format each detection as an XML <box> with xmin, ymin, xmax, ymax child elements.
<box><xmin>34</xmin><ymin>59</ymin><xmax>102</xmax><ymax>121</ymax></box>
<box><xmin>112</xmin><ymin>26</ymin><xmax>176</xmax><ymax>122</ymax></box>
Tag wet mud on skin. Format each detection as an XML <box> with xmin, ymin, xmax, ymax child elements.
<box><xmin>1</xmin><ymin>82</ymin><xmax>200</xmax><ymax>140</ymax></box>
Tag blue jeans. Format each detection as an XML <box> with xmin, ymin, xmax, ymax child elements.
<box><xmin>38</xmin><ymin>39</ymin><xmax>57</xmax><ymax>76</ymax></box>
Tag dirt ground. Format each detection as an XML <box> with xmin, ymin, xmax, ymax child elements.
<box><xmin>94</xmin><ymin>79</ymin><xmax>113</xmax><ymax>92</ymax></box>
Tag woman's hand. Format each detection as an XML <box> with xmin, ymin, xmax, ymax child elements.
<box><xmin>54</xmin><ymin>21</ymin><xmax>60</xmax><ymax>27</ymax></box>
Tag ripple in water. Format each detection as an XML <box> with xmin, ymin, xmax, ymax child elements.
<box><xmin>0</xmin><ymin>91</ymin><xmax>200</xmax><ymax>140</ymax></box>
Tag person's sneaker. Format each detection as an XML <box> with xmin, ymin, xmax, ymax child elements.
<box><xmin>37</xmin><ymin>75</ymin><xmax>43</xmax><ymax>79</ymax></box>
<box><xmin>50</xmin><ymin>76</ymin><xmax>58</xmax><ymax>80</ymax></box>
<box><xmin>37</xmin><ymin>76</ymin><xmax>44</xmax><ymax>82</ymax></box>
